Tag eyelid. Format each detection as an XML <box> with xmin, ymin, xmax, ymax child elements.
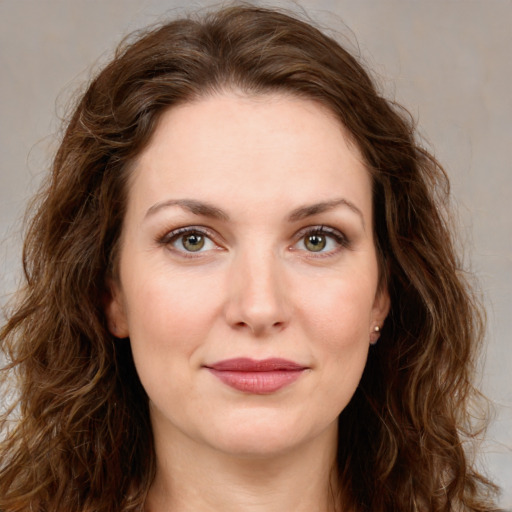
<box><xmin>158</xmin><ymin>225</ymin><xmax>214</xmax><ymax>242</ymax></box>
<box><xmin>156</xmin><ymin>224</ymin><xmax>349</xmax><ymax>257</ymax></box>
<box><xmin>157</xmin><ymin>225</ymin><xmax>223</xmax><ymax>255</ymax></box>
<box><xmin>291</xmin><ymin>225</ymin><xmax>350</xmax><ymax>254</ymax></box>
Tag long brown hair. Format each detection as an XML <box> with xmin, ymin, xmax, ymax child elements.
<box><xmin>0</xmin><ymin>5</ymin><xmax>500</xmax><ymax>511</ymax></box>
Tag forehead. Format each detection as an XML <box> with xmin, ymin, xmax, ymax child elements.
<box><xmin>127</xmin><ymin>92</ymin><xmax>372</xmax><ymax>220</ymax></box>
<box><xmin>138</xmin><ymin>91</ymin><xmax>364</xmax><ymax>164</ymax></box>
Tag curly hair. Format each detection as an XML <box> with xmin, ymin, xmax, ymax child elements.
<box><xmin>0</xmin><ymin>4</ymin><xmax>500</xmax><ymax>511</ymax></box>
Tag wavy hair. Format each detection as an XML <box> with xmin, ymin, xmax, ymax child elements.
<box><xmin>0</xmin><ymin>4</ymin><xmax>500</xmax><ymax>511</ymax></box>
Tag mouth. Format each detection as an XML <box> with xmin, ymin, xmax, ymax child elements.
<box><xmin>204</xmin><ymin>358</ymin><xmax>308</xmax><ymax>394</ymax></box>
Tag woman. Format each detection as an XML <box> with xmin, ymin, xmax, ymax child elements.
<box><xmin>0</xmin><ymin>4</ymin><xmax>501</xmax><ymax>511</ymax></box>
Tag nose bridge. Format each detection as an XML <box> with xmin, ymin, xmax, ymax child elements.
<box><xmin>225</xmin><ymin>242</ymin><xmax>289</xmax><ymax>335</ymax></box>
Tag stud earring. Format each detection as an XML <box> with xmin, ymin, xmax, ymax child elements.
<box><xmin>370</xmin><ymin>325</ymin><xmax>381</xmax><ymax>345</ymax></box>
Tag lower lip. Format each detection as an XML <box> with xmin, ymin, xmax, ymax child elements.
<box><xmin>207</xmin><ymin>369</ymin><xmax>304</xmax><ymax>394</ymax></box>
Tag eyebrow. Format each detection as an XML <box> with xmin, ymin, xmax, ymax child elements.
<box><xmin>287</xmin><ymin>198</ymin><xmax>365</xmax><ymax>228</ymax></box>
<box><xmin>144</xmin><ymin>197</ymin><xmax>364</xmax><ymax>226</ymax></box>
<box><xmin>145</xmin><ymin>199</ymin><xmax>230</xmax><ymax>221</ymax></box>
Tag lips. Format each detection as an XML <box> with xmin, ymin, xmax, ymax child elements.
<box><xmin>205</xmin><ymin>358</ymin><xmax>307</xmax><ymax>394</ymax></box>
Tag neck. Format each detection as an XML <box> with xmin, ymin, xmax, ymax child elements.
<box><xmin>145</xmin><ymin>420</ymin><xmax>342</xmax><ymax>512</ymax></box>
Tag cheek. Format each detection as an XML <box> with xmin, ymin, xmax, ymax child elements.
<box><xmin>122</xmin><ymin>267</ymin><xmax>222</xmax><ymax>374</ymax></box>
<box><xmin>299</xmin><ymin>271</ymin><xmax>375</xmax><ymax>346</ymax></box>
<box><xmin>122</xmin><ymin>270</ymin><xmax>226</xmax><ymax>429</ymax></box>
<box><xmin>313</xmin><ymin>296</ymin><xmax>371</xmax><ymax>381</ymax></box>
<box><xmin>297</xmin><ymin>272</ymin><xmax>374</xmax><ymax>405</ymax></box>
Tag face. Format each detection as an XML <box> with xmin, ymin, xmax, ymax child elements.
<box><xmin>106</xmin><ymin>92</ymin><xmax>389</xmax><ymax>458</ymax></box>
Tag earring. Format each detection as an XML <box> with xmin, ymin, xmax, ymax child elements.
<box><xmin>370</xmin><ymin>325</ymin><xmax>381</xmax><ymax>345</ymax></box>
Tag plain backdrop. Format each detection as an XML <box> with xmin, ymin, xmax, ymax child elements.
<box><xmin>0</xmin><ymin>0</ymin><xmax>511</xmax><ymax>504</ymax></box>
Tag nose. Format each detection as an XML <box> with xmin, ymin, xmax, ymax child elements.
<box><xmin>224</xmin><ymin>249</ymin><xmax>291</xmax><ymax>337</ymax></box>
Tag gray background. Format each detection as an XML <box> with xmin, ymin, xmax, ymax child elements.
<box><xmin>1</xmin><ymin>0</ymin><xmax>510</xmax><ymax>504</ymax></box>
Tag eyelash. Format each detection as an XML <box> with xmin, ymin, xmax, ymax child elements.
<box><xmin>293</xmin><ymin>225</ymin><xmax>350</xmax><ymax>257</ymax></box>
<box><xmin>157</xmin><ymin>226</ymin><xmax>219</xmax><ymax>258</ymax></box>
<box><xmin>157</xmin><ymin>225</ymin><xmax>349</xmax><ymax>258</ymax></box>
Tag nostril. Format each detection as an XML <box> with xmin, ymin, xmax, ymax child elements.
<box><xmin>231</xmin><ymin>319</ymin><xmax>287</xmax><ymax>335</ymax></box>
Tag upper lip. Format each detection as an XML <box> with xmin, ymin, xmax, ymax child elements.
<box><xmin>205</xmin><ymin>358</ymin><xmax>307</xmax><ymax>372</ymax></box>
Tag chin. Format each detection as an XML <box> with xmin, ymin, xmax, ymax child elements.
<box><xmin>198</xmin><ymin>412</ymin><xmax>336</xmax><ymax>459</ymax></box>
<box><xmin>209</xmin><ymin>431</ymin><xmax>303</xmax><ymax>459</ymax></box>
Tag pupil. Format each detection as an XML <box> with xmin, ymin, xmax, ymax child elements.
<box><xmin>306</xmin><ymin>234</ymin><xmax>326</xmax><ymax>252</ymax></box>
<box><xmin>183</xmin><ymin>234</ymin><xmax>204</xmax><ymax>252</ymax></box>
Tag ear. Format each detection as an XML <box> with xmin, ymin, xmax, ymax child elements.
<box><xmin>372</xmin><ymin>286</ymin><xmax>390</xmax><ymax>321</ymax></box>
<box><xmin>104</xmin><ymin>279</ymin><xmax>129</xmax><ymax>338</ymax></box>
<box><xmin>370</xmin><ymin>286</ymin><xmax>390</xmax><ymax>344</ymax></box>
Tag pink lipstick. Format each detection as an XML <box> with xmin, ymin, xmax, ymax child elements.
<box><xmin>205</xmin><ymin>358</ymin><xmax>307</xmax><ymax>394</ymax></box>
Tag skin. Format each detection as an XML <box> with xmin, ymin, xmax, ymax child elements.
<box><xmin>106</xmin><ymin>92</ymin><xmax>390</xmax><ymax>511</ymax></box>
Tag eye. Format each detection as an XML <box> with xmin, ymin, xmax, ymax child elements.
<box><xmin>177</xmin><ymin>232</ymin><xmax>208</xmax><ymax>252</ymax></box>
<box><xmin>294</xmin><ymin>226</ymin><xmax>348</xmax><ymax>255</ymax></box>
<box><xmin>159</xmin><ymin>227</ymin><xmax>218</xmax><ymax>255</ymax></box>
<box><xmin>304</xmin><ymin>233</ymin><xmax>328</xmax><ymax>252</ymax></box>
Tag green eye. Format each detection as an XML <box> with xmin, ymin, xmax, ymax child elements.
<box><xmin>161</xmin><ymin>226</ymin><xmax>217</xmax><ymax>256</ymax></box>
<box><xmin>304</xmin><ymin>234</ymin><xmax>327</xmax><ymax>252</ymax></box>
<box><xmin>181</xmin><ymin>233</ymin><xmax>205</xmax><ymax>252</ymax></box>
<box><xmin>295</xmin><ymin>226</ymin><xmax>348</xmax><ymax>255</ymax></box>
